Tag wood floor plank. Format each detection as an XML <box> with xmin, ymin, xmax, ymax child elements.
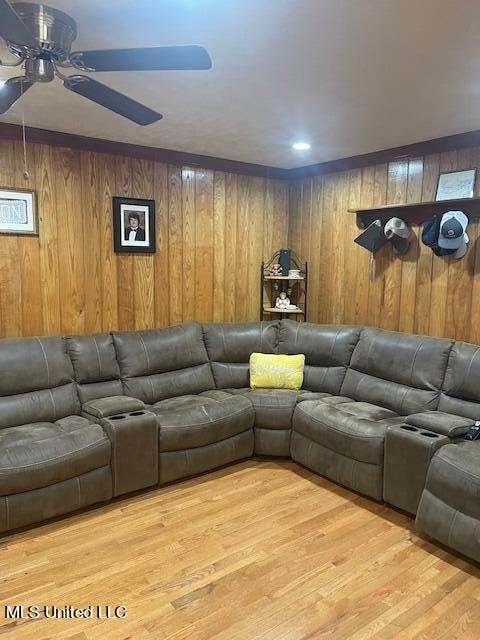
<box><xmin>0</xmin><ymin>461</ymin><xmax>478</xmax><ymax>640</ymax></box>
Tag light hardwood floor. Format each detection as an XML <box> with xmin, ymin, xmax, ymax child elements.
<box><xmin>0</xmin><ymin>460</ymin><xmax>479</xmax><ymax>639</ymax></box>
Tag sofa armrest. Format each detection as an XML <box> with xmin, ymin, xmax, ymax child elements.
<box><xmin>101</xmin><ymin>410</ymin><xmax>158</xmax><ymax>497</ymax></box>
<box><xmin>82</xmin><ymin>395</ymin><xmax>145</xmax><ymax>419</ymax></box>
<box><xmin>405</xmin><ymin>411</ymin><xmax>474</xmax><ymax>438</ymax></box>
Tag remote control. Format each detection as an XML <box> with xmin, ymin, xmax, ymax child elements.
<box><xmin>465</xmin><ymin>421</ymin><xmax>480</xmax><ymax>441</ymax></box>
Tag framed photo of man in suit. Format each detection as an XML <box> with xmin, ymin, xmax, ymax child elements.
<box><xmin>113</xmin><ymin>196</ymin><xmax>155</xmax><ymax>253</ymax></box>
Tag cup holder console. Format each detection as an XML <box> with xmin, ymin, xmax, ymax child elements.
<box><xmin>109</xmin><ymin>411</ymin><xmax>146</xmax><ymax>420</ymax></box>
<box><xmin>399</xmin><ymin>425</ymin><xmax>439</xmax><ymax>438</ymax></box>
<box><xmin>384</xmin><ymin>423</ymin><xmax>450</xmax><ymax>515</ymax></box>
<box><xmin>101</xmin><ymin>409</ymin><xmax>158</xmax><ymax>497</ymax></box>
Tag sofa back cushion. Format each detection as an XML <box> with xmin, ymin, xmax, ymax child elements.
<box><xmin>277</xmin><ymin>320</ymin><xmax>361</xmax><ymax>394</ymax></box>
<box><xmin>438</xmin><ymin>340</ymin><xmax>480</xmax><ymax>419</ymax></box>
<box><xmin>66</xmin><ymin>333</ymin><xmax>122</xmax><ymax>403</ymax></box>
<box><xmin>203</xmin><ymin>322</ymin><xmax>279</xmax><ymax>388</ymax></box>
<box><xmin>341</xmin><ymin>327</ymin><xmax>453</xmax><ymax>415</ymax></box>
<box><xmin>113</xmin><ymin>322</ymin><xmax>214</xmax><ymax>403</ymax></box>
<box><xmin>0</xmin><ymin>336</ymin><xmax>79</xmax><ymax>428</ymax></box>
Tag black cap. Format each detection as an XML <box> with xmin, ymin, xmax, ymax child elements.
<box><xmin>422</xmin><ymin>216</ymin><xmax>455</xmax><ymax>256</ymax></box>
<box><xmin>441</xmin><ymin>217</ymin><xmax>463</xmax><ymax>239</ymax></box>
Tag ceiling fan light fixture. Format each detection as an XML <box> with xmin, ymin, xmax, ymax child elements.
<box><xmin>0</xmin><ymin>1</ymin><xmax>212</xmax><ymax>124</ymax></box>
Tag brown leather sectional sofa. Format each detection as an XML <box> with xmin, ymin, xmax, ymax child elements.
<box><xmin>0</xmin><ymin>320</ymin><xmax>479</xmax><ymax>564</ymax></box>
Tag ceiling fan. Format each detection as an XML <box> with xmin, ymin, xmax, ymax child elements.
<box><xmin>0</xmin><ymin>1</ymin><xmax>212</xmax><ymax>124</ymax></box>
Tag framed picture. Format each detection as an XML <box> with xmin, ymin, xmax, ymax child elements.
<box><xmin>0</xmin><ymin>187</ymin><xmax>38</xmax><ymax>236</ymax></box>
<box><xmin>113</xmin><ymin>196</ymin><xmax>156</xmax><ymax>254</ymax></box>
<box><xmin>435</xmin><ymin>168</ymin><xmax>477</xmax><ymax>201</ymax></box>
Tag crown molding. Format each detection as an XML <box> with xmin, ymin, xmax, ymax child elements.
<box><xmin>1</xmin><ymin>122</ymin><xmax>480</xmax><ymax>181</ymax></box>
<box><xmin>0</xmin><ymin>122</ymin><xmax>290</xmax><ymax>180</ymax></box>
<box><xmin>288</xmin><ymin>130</ymin><xmax>480</xmax><ymax>180</ymax></box>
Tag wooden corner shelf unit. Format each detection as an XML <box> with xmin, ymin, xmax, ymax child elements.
<box><xmin>260</xmin><ymin>254</ymin><xmax>308</xmax><ymax>322</ymax></box>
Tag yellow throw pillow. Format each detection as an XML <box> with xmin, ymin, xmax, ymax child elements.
<box><xmin>249</xmin><ymin>353</ymin><xmax>305</xmax><ymax>390</ymax></box>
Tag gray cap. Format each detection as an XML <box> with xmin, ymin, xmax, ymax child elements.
<box><xmin>384</xmin><ymin>217</ymin><xmax>411</xmax><ymax>255</ymax></box>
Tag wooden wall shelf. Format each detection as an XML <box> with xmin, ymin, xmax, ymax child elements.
<box><xmin>349</xmin><ymin>197</ymin><xmax>480</xmax><ymax>228</ymax></box>
<box><xmin>263</xmin><ymin>307</ymin><xmax>304</xmax><ymax>315</ymax></box>
<box><xmin>263</xmin><ymin>276</ymin><xmax>305</xmax><ymax>281</ymax></box>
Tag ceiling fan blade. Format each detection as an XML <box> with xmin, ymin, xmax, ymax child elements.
<box><xmin>0</xmin><ymin>0</ymin><xmax>37</xmax><ymax>48</ymax></box>
<box><xmin>69</xmin><ymin>45</ymin><xmax>212</xmax><ymax>72</ymax></box>
<box><xmin>63</xmin><ymin>75</ymin><xmax>162</xmax><ymax>125</ymax></box>
<box><xmin>0</xmin><ymin>76</ymin><xmax>33</xmax><ymax>114</ymax></box>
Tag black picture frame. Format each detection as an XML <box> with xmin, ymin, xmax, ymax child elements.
<box><xmin>113</xmin><ymin>196</ymin><xmax>156</xmax><ymax>253</ymax></box>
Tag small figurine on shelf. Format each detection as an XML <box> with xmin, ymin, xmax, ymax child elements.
<box><xmin>264</xmin><ymin>262</ymin><xmax>284</xmax><ymax>278</ymax></box>
<box><xmin>275</xmin><ymin>291</ymin><xmax>290</xmax><ymax>309</ymax></box>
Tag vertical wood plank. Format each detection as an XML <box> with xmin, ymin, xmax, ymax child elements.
<box><xmin>115</xmin><ymin>156</ymin><xmax>134</xmax><ymax>330</ymax></box>
<box><xmin>224</xmin><ymin>173</ymin><xmax>238</xmax><ymax>322</ymax></box>
<box><xmin>168</xmin><ymin>165</ymin><xmax>183</xmax><ymax>325</ymax></box>
<box><xmin>81</xmin><ymin>151</ymin><xmax>102</xmax><ymax>334</ymax></box>
<box><xmin>247</xmin><ymin>177</ymin><xmax>265</xmax><ymax>321</ymax></box>
<box><xmin>54</xmin><ymin>147</ymin><xmax>85</xmax><ymax>335</ymax></box>
<box><xmin>213</xmin><ymin>171</ymin><xmax>226</xmax><ymax>322</ymax></box>
<box><xmin>182</xmin><ymin>167</ymin><xmax>196</xmax><ymax>321</ymax></box>
<box><xmin>328</xmin><ymin>173</ymin><xmax>343</xmax><ymax>324</ymax></box>
<box><xmin>413</xmin><ymin>153</ymin><xmax>438</xmax><ymax>336</ymax></box>
<box><xmin>367</xmin><ymin>163</ymin><xmax>388</xmax><ymax>328</ymax></box>
<box><xmin>36</xmin><ymin>143</ymin><xmax>61</xmax><ymax>335</ymax></box>
<box><xmin>16</xmin><ymin>141</ymin><xmax>43</xmax><ymax>337</ymax></box>
<box><xmin>381</xmin><ymin>160</ymin><xmax>408</xmax><ymax>330</ymax></box>
<box><xmin>429</xmin><ymin>151</ymin><xmax>457</xmax><ymax>337</ymax></box>
<box><xmin>236</xmin><ymin>175</ymin><xmax>250</xmax><ymax>322</ymax></box>
<box><xmin>354</xmin><ymin>165</ymin><xmax>375</xmax><ymax>325</ymax></box>
<box><xmin>272</xmin><ymin>180</ymin><xmax>288</xmax><ymax>251</ymax></box>
<box><xmin>153</xmin><ymin>161</ymin><xmax>169</xmax><ymax>327</ymax></box>
<box><xmin>195</xmin><ymin>168</ymin><xmax>214</xmax><ymax>321</ymax></box>
<box><xmin>397</xmin><ymin>157</ymin><xmax>423</xmax><ymax>334</ymax></box>
<box><xmin>307</xmin><ymin>176</ymin><xmax>323</xmax><ymax>323</ymax></box>
<box><xmin>343</xmin><ymin>169</ymin><xmax>362</xmax><ymax>325</ymax></box>
<box><xmin>97</xmin><ymin>152</ymin><xmax>118</xmax><ymax>331</ymax></box>
<box><xmin>132</xmin><ymin>158</ymin><xmax>155</xmax><ymax>330</ymax></box>
<box><xmin>317</xmin><ymin>175</ymin><xmax>335</xmax><ymax>324</ymax></box>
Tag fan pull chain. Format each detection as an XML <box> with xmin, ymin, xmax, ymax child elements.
<box><xmin>21</xmin><ymin>80</ymin><xmax>30</xmax><ymax>181</ymax></box>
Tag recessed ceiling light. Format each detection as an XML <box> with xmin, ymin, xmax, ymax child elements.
<box><xmin>292</xmin><ymin>142</ymin><xmax>311</xmax><ymax>151</ymax></box>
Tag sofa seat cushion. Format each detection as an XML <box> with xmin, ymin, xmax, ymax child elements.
<box><xmin>293</xmin><ymin>399</ymin><xmax>404</xmax><ymax>465</ymax></box>
<box><xmin>224</xmin><ymin>388</ymin><xmax>332</xmax><ymax>429</ymax></box>
<box><xmin>0</xmin><ymin>416</ymin><xmax>111</xmax><ymax>496</ymax></box>
<box><xmin>151</xmin><ymin>395</ymin><xmax>254</xmax><ymax>453</ymax></box>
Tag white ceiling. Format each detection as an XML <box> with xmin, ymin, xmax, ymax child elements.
<box><xmin>2</xmin><ymin>0</ymin><xmax>480</xmax><ymax>168</ymax></box>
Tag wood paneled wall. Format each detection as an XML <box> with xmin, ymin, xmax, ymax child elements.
<box><xmin>4</xmin><ymin>135</ymin><xmax>480</xmax><ymax>342</ymax></box>
<box><xmin>0</xmin><ymin>139</ymin><xmax>288</xmax><ymax>337</ymax></box>
<box><xmin>288</xmin><ymin>147</ymin><xmax>480</xmax><ymax>343</ymax></box>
